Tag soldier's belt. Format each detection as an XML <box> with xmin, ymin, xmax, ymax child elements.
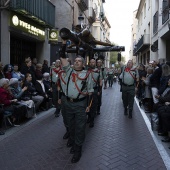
<box><xmin>66</xmin><ymin>96</ymin><xmax>86</xmax><ymax>102</ymax></box>
<box><xmin>122</xmin><ymin>83</ymin><xmax>134</xmax><ymax>87</ymax></box>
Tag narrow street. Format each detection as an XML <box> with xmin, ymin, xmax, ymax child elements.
<box><xmin>0</xmin><ymin>82</ymin><xmax>168</xmax><ymax>170</ymax></box>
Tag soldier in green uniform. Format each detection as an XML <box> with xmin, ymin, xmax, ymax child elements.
<box><xmin>57</xmin><ymin>69</ymin><xmax>70</xmax><ymax>139</ymax></box>
<box><xmin>119</xmin><ymin>60</ymin><xmax>139</xmax><ymax>118</ymax></box>
<box><xmin>50</xmin><ymin>60</ymin><xmax>62</xmax><ymax>117</ymax></box>
<box><xmin>96</xmin><ymin>59</ymin><xmax>107</xmax><ymax>114</ymax></box>
<box><xmin>60</xmin><ymin>41</ymin><xmax>94</xmax><ymax>163</ymax></box>
<box><xmin>107</xmin><ymin>67</ymin><xmax>114</xmax><ymax>87</ymax></box>
<box><xmin>87</xmin><ymin>59</ymin><xmax>102</xmax><ymax>127</ymax></box>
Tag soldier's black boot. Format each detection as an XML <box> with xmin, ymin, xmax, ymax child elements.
<box><xmin>124</xmin><ymin>108</ymin><xmax>128</xmax><ymax>115</ymax></box>
<box><xmin>63</xmin><ymin>127</ymin><xmax>70</xmax><ymax>139</ymax></box>
<box><xmin>89</xmin><ymin>117</ymin><xmax>94</xmax><ymax>128</ymax></box>
<box><xmin>71</xmin><ymin>145</ymin><xmax>82</xmax><ymax>163</ymax></box>
<box><xmin>67</xmin><ymin>138</ymin><xmax>74</xmax><ymax>147</ymax></box>
<box><xmin>54</xmin><ymin>108</ymin><xmax>60</xmax><ymax>117</ymax></box>
<box><xmin>97</xmin><ymin>106</ymin><xmax>100</xmax><ymax>115</ymax></box>
<box><xmin>87</xmin><ymin>114</ymin><xmax>91</xmax><ymax>124</ymax></box>
<box><xmin>128</xmin><ymin>110</ymin><xmax>132</xmax><ymax>119</ymax></box>
<box><xmin>70</xmin><ymin>144</ymin><xmax>76</xmax><ymax>154</ymax></box>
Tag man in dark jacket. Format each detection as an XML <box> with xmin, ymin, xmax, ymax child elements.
<box><xmin>150</xmin><ymin>60</ymin><xmax>162</xmax><ymax>104</ymax></box>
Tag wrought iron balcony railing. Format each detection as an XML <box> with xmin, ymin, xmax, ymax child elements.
<box><xmin>162</xmin><ymin>0</ymin><xmax>169</xmax><ymax>24</ymax></box>
<box><xmin>153</xmin><ymin>11</ymin><xmax>158</xmax><ymax>34</ymax></box>
<box><xmin>134</xmin><ymin>34</ymin><xmax>150</xmax><ymax>55</ymax></box>
<box><xmin>77</xmin><ymin>0</ymin><xmax>88</xmax><ymax>12</ymax></box>
<box><xmin>10</xmin><ymin>0</ymin><xmax>55</xmax><ymax>28</ymax></box>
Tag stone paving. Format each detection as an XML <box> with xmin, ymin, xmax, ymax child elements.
<box><xmin>0</xmin><ymin>82</ymin><xmax>168</xmax><ymax>170</ymax></box>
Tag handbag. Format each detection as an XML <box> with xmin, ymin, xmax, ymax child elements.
<box><xmin>150</xmin><ymin>112</ymin><xmax>159</xmax><ymax>131</ymax></box>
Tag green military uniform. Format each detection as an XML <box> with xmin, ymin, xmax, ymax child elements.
<box><xmin>88</xmin><ymin>68</ymin><xmax>101</xmax><ymax>127</ymax></box>
<box><xmin>97</xmin><ymin>67</ymin><xmax>106</xmax><ymax>114</ymax></box>
<box><xmin>107</xmin><ymin>69</ymin><xmax>114</xmax><ymax>87</ymax></box>
<box><xmin>62</xmin><ymin>63</ymin><xmax>94</xmax><ymax>146</ymax></box>
<box><xmin>120</xmin><ymin>66</ymin><xmax>139</xmax><ymax>118</ymax></box>
<box><xmin>58</xmin><ymin>70</ymin><xmax>69</xmax><ymax>138</ymax></box>
<box><xmin>50</xmin><ymin>66</ymin><xmax>61</xmax><ymax>116</ymax></box>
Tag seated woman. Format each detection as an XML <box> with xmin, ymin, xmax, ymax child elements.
<box><xmin>0</xmin><ymin>78</ymin><xmax>26</xmax><ymax>126</ymax></box>
<box><xmin>9</xmin><ymin>78</ymin><xmax>36</xmax><ymax>118</ymax></box>
<box><xmin>22</xmin><ymin>73</ymin><xmax>44</xmax><ymax>112</ymax></box>
<box><xmin>154</xmin><ymin>79</ymin><xmax>170</xmax><ymax>141</ymax></box>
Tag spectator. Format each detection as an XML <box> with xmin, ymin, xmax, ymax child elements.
<box><xmin>9</xmin><ymin>78</ymin><xmax>36</xmax><ymax>118</ymax></box>
<box><xmin>141</xmin><ymin>67</ymin><xmax>153</xmax><ymax>113</ymax></box>
<box><xmin>150</xmin><ymin>60</ymin><xmax>162</xmax><ymax>105</ymax></box>
<box><xmin>35</xmin><ymin>63</ymin><xmax>43</xmax><ymax>80</ymax></box>
<box><xmin>34</xmin><ymin>74</ymin><xmax>49</xmax><ymax>110</ymax></box>
<box><xmin>137</xmin><ymin>63</ymin><xmax>147</xmax><ymax>100</ymax></box>
<box><xmin>12</xmin><ymin>64</ymin><xmax>25</xmax><ymax>81</ymax></box>
<box><xmin>32</xmin><ymin>58</ymin><xmax>37</xmax><ymax>70</ymax></box>
<box><xmin>42</xmin><ymin>60</ymin><xmax>49</xmax><ymax>74</ymax></box>
<box><xmin>22</xmin><ymin>73</ymin><xmax>43</xmax><ymax>112</ymax></box>
<box><xmin>158</xmin><ymin>64</ymin><xmax>170</xmax><ymax>95</ymax></box>
<box><xmin>0</xmin><ymin>78</ymin><xmax>25</xmax><ymax>126</ymax></box>
<box><xmin>21</xmin><ymin>58</ymin><xmax>36</xmax><ymax>84</ymax></box>
<box><xmin>0</xmin><ymin>62</ymin><xmax>4</xmax><ymax>79</ymax></box>
<box><xmin>3</xmin><ymin>64</ymin><xmax>13</xmax><ymax>80</ymax></box>
<box><xmin>154</xmin><ymin>79</ymin><xmax>170</xmax><ymax>142</ymax></box>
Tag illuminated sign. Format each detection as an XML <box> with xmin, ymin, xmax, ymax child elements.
<box><xmin>10</xmin><ymin>13</ymin><xmax>45</xmax><ymax>40</ymax></box>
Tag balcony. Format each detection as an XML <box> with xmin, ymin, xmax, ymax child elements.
<box><xmin>88</xmin><ymin>7</ymin><xmax>96</xmax><ymax>23</ymax></box>
<box><xmin>162</xmin><ymin>0</ymin><xmax>169</xmax><ymax>24</ymax></box>
<box><xmin>153</xmin><ymin>11</ymin><xmax>158</xmax><ymax>34</ymax></box>
<box><xmin>77</xmin><ymin>0</ymin><xmax>88</xmax><ymax>12</ymax></box>
<box><xmin>134</xmin><ymin>34</ymin><xmax>150</xmax><ymax>55</ymax></box>
<box><xmin>9</xmin><ymin>0</ymin><xmax>55</xmax><ymax>28</ymax></box>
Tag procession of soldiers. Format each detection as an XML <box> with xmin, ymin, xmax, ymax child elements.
<box><xmin>51</xmin><ymin>40</ymin><xmax>121</xmax><ymax>163</ymax></box>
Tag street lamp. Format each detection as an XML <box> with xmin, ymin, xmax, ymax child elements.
<box><xmin>78</xmin><ymin>14</ymin><xmax>84</xmax><ymax>29</ymax></box>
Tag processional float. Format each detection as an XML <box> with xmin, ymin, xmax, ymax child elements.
<box><xmin>59</xmin><ymin>27</ymin><xmax>125</xmax><ymax>60</ymax></box>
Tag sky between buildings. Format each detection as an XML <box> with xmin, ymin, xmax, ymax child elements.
<box><xmin>103</xmin><ymin>0</ymin><xmax>140</xmax><ymax>59</ymax></box>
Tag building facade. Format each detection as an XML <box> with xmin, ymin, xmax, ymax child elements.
<box><xmin>0</xmin><ymin>0</ymin><xmax>55</xmax><ymax>67</ymax></box>
<box><xmin>132</xmin><ymin>0</ymin><xmax>151</xmax><ymax>65</ymax></box>
<box><xmin>132</xmin><ymin>0</ymin><xmax>170</xmax><ymax>65</ymax></box>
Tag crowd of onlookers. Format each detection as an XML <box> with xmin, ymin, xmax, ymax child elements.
<box><xmin>0</xmin><ymin>57</ymin><xmax>56</xmax><ymax>135</ymax></box>
<box><xmin>136</xmin><ymin>60</ymin><xmax>170</xmax><ymax>147</ymax></box>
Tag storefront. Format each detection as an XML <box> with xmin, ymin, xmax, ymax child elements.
<box><xmin>9</xmin><ymin>12</ymin><xmax>46</xmax><ymax>67</ymax></box>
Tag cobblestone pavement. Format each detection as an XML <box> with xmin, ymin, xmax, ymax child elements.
<box><xmin>0</xmin><ymin>82</ymin><xmax>167</xmax><ymax>170</ymax></box>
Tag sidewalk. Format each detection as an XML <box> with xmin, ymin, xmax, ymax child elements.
<box><xmin>0</xmin><ymin>82</ymin><xmax>168</xmax><ymax>170</ymax></box>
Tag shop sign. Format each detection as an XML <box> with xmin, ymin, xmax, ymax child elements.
<box><xmin>49</xmin><ymin>29</ymin><xmax>58</xmax><ymax>43</ymax></box>
<box><xmin>10</xmin><ymin>14</ymin><xmax>45</xmax><ymax>40</ymax></box>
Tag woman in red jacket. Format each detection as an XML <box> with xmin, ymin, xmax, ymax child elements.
<box><xmin>0</xmin><ymin>78</ymin><xmax>25</xmax><ymax>126</ymax></box>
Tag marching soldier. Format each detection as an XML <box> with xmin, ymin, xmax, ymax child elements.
<box><xmin>107</xmin><ymin>67</ymin><xmax>114</xmax><ymax>87</ymax></box>
<box><xmin>119</xmin><ymin>60</ymin><xmax>139</xmax><ymax>119</ymax></box>
<box><xmin>96</xmin><ymin>59</ymin><xmax>107</xmax><ymax>114</ymax></box>
<box><xmin>50</xmin><ymin>59</ymin><xmax>62</xmax><ymax>117</ymax></box>
<box><xmin>57</xmin><ymin>69</ymin><xmax>70</xmax><ymax>140</ymax></box>
<box><xmin>87</xmin><ymin>59</ymin><xmax>102</xmax><ymax>128</ymax></box>
<box><xmin>60</xmin><ymin>41</ymin><xmax>94</xmax><ymax>163</ymax></box>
